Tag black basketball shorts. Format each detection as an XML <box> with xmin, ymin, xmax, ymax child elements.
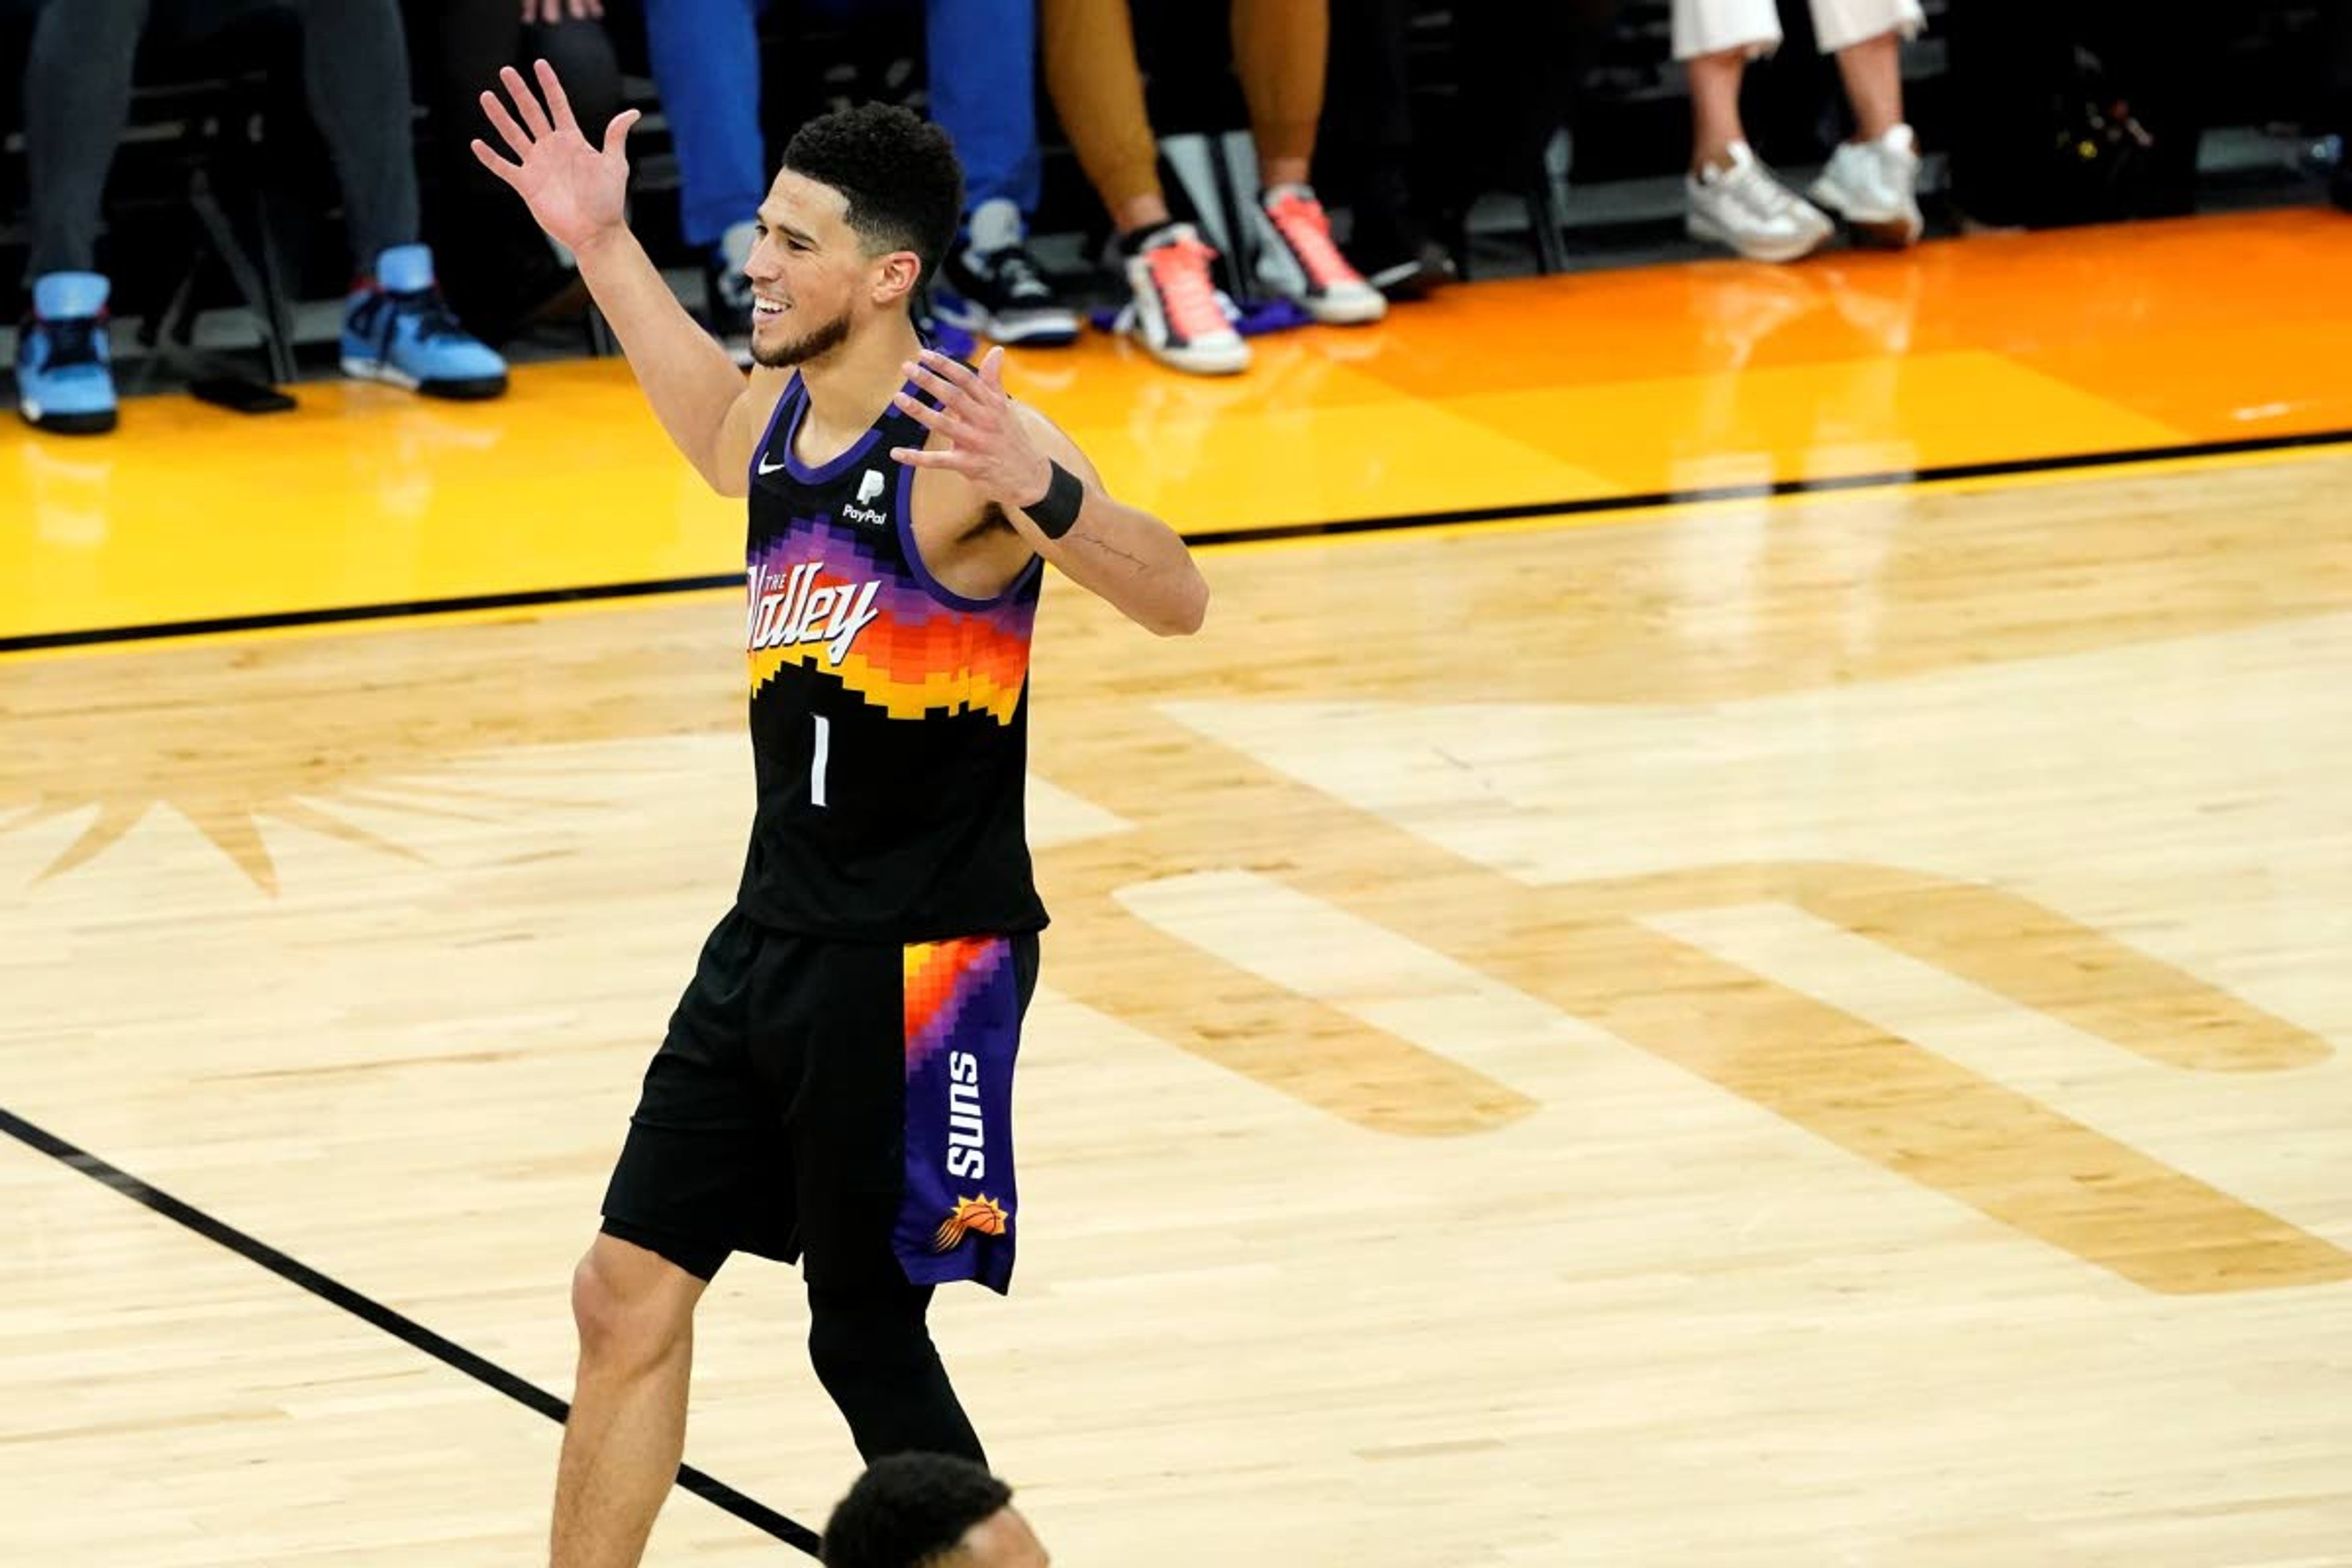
<box><xmin>600</xmin><ymin>908</ymin><xmax>1039</xmax><ymax>1292</ymax></box>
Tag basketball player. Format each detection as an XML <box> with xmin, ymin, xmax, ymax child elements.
<box><xmin>821</xmin><ymin>1453</ymin><xmax>1049</xmax><ymax>1568</ymax></box>
<box><xmin>471</xmin><ymin>61</ymin><xmax>1208</xmax><ymax>1568</ymax></box>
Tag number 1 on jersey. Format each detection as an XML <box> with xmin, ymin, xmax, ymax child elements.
<box><xmin>812</xmin><ymin>715</ymin><xmax>831</xmax><ymax>807</ymax></box>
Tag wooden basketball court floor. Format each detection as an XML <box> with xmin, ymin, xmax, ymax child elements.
<box><xmin>6</xmin><ymin>208</ymin><xmax>2352</xmax><ymax>1566</ymax></box>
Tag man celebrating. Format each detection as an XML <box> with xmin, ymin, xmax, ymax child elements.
<box><xmin>472</xmin><ymin>61</ymin><xmax>1206</xmax><ymax>1568</ymax></box>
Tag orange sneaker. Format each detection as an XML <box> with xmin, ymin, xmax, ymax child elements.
<box><xmin>1253</xmin><ymin>184</ymin><xmax>1387</xmax><ymax>326</ymax></box>
<box><xmin>1118</xmin><ymin>223</ymin><xmax>1250</xmax><ymax>375</ymax></box>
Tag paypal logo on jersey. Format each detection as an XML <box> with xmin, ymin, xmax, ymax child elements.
<box><xmin>842</xmin><ymin>468</ymin><xmax>889</xmax><ymax>529</ymax></box>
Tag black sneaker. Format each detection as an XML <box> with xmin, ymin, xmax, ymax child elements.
<box><xmin>935</xmin><ymin>242</ymin><xmax>1080</xmax><ymax>347</ymax></box>
<box><xmin>1346</xmin><ymin>187</ymin><xmax>1455</xmax><ymax>304</ymax></box>
<box><xmin>705</xmin><ymin>256</ymin><xmax>753</xmax><ymax>336</ymax></box>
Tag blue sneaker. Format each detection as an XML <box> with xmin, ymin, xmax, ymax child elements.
<box><xmin>16</xmin><ymin>272</ymin><xmax>119</xmax><ymax>435</ymax></box>
<box><xmin>341</xmin><ymin>244</ymin><xmax>508</xmax><ymax>400</ymax></box>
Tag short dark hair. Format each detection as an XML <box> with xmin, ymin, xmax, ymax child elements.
<box><xmin>780</xmin><ymin>104</ymin><xmax>965</xmax><ymax>292</ymax></box>
<box><xmin>821</xmin><ymin>1453</ymin><xmax>1013</xmax><ymax>1568</ymax></box>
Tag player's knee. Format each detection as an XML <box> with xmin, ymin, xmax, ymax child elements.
<box><xmin>570</xmin><ymin>1242</ymin><xmax>694</xmax><ymax>1374</ymax></box>
<box><xmin>807</xmin><ymin>1300</ymin><xmax>933</xmax><ymax>1394</ymax></box>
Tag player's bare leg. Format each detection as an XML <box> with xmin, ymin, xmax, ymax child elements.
<box><xmin>550</xmin><ymin>1234</ymin><xmax>709</xmax><ymax>1568</ymax></box>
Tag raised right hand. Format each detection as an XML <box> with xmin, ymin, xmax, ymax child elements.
<box><xmin>472</xmin><ymin>60</ymin><xmax>639</xmax><ymax>254</ymax></box>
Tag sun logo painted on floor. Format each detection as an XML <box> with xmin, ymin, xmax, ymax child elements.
<box><xmin>0</xmin><ymin>622</ymin><xmax>723</xmax><ymax>895</ymax></box>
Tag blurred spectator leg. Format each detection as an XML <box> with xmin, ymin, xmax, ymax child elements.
<box><xmin>24</xmin><ymin>0</ymin><xmax>150</xmax><ymax>281</ymax></box>
<box><xmin>1321</xmin><ymin>0</ymin><xmax>1450</xmax><ymax>300</ymax></box>
<box><xmin>1828</xmin><ymin>26</ymin><xmax>1903</xmax><ymax>140</ymax></box>
<box><xmin>16</xmin><ymin>0</ymin><xmax>150</xmax><ymax>432</ymax></box>
<box><xmin>407</xmin><ymin>0</ymin><xmax>620</xmax><ymax>341</ymax></box>
<box><xmin>2334</xmin><ymin>0</ymin><xmax>2352</xmax><ymax>211</ymax></box>
<box><xmin>642</xmin><ymin>0</ymin><xmax>771</xmax><ymax>331</ymax></box>
<box><xmin>1806</xmin><ymin>0</ymin><xmax>1924</xmax><ymax>246</ymax></box>
<box><xmin>927</xmin><ymin>0</ymin><xmax>1080</xmax><ymax>346</ymax></box>
<box><xmin>1940</xmin><ymin>0</ymin><xmax>2052</xmax><ymax>231</ymax></box>
<box><xmin>1041</xmin><ymin>0</ymin><xmax>1248</xmax><ymax>373</ymax></box>
<box><xmin>1040</xmin><ymin>0</ymin><xmax>1168</xmax><ymax>235</ymax></box>
<box><xmin>286</xmin><ymin>0</ymin><xmax>424</xmax><ymax>276</ymax></box>
<box><xmin>528</xmin><ymin>7</ymin><xmax>624</xmax><ymax>131</ymax></box>
<box><xmin>1687</xmin><ymin>50</ymin><xmax>1749</xmax><ymax>172</ymax></box>
<box><xmin>269</xmin><ymin>0</ymin><xmax>508</xmax><ymax>396</ymax></box>
<box><xmin>1449</xmin><ymin>0</ymin><xmax>1598</xmax><ymax>277</ymax></box>
<box><xmin>1675</xmin><ymin>0</ymin><xmax>1833</xmax><ymax>263</ymax></box>
<box><xmin>1441</xmin><ymin>1</ymin><xmax>1606</xmax><ymax>277</ymax></box>
<box><xmin>1233</xmin><ymin>0</ymin><xmax>1385</xmax><ymax>324</ymax></box>
<box><xmin>1234</xmin><ymin>0</ymin><xmax>1323</xmax><ymax>193</ymax></box>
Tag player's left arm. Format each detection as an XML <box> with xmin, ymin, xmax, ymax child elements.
<box><xmin>889</xmin><ymin>347</ymin><xmax>1209</xmax><ymax>638</ymax></box>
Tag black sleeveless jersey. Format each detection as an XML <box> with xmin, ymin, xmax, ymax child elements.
<box><xmin>734</xmin><ymin>372</ymin><xmax>1048</xmax><ymax>940</ymax></box>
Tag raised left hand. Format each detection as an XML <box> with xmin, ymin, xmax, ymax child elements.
<box><xmin>889</xmin><ymin>347</ymin><xmax>1054</xmax><ymax>512</ymax></box>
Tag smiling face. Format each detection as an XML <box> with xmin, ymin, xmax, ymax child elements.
<box><xmin>743</xmin><ymin>169</ymin><xmax>913</xmax><ymax>369</ymax></box>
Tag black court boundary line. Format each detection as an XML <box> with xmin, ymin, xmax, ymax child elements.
<box><xmin>0</xmin><ymin>1104</ymin><xmax>823</xmax><ymax>1558</ymax></box>
<box><xmin>4</xmin><ymin>426</ymin><xmax>2349</xmax><ymax>657</ymax></box>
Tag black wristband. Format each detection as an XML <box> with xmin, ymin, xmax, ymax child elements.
<box><xmin>1021</xmin><ymin>460</ymin><xmax>1085</xmax><ymax>540</ymax></box>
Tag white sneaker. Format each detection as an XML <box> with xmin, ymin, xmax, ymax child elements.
<box><xmin>1251</xmin><ymin>184</ymin><xmax>1387</xmax><ymax>325</ymax></box>
<box><xmin>1687</xmin><ymin>141</ymin><xmax>1835</xmax><ymax>263</ymax></box>
<box><xmin>1810</xmin><ymin>124</ymin><xmax>1924</xmax><ymax>247</ymax></box>
<box><xmin>1117</xmin><ymin>224</ymin><xmax>1250</xmax><ymax>375</ymax></box>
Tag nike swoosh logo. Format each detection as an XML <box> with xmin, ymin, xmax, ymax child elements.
<box><xmin>756</xmin><ymin>454</ymin><xmax>787</xmax><ymax>476</ymax></box>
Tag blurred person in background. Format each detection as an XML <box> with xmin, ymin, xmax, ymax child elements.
<box><xmin>2335</xmin><ymin>3</ymin><xmax>2352</xmax><ymax>213</ymax></box>
<box><xmin>822</xmin><ymin>1454</ymin><xmax>1049</xmax><ymax>1568</ymax></box>
<box><xmin>1943</xmin><ymin>0</ymin><xmax>2222</xmax><ymax>233</ymax></box>
<box><xmin>13</xmin><ymin>0</ymin><xmax>508</xmax><ymax>435</ymax></box>
<box><xmin>639</xmin><ymin>0</ymin><xmax>1077</xmax><ymax>348</ymax></box>
<box><xmin>1320</xmin><ymin>0</ymin><xmax>1621</xmax><ymax>300</ymax></box>
<box><xmin>1317</xmin><ymin>0</ymin><xmax>1455</xmax><ymax>301</ymax></box>
<box><xmin>1041</xmin><ymin>0</ymin><xmax>1385</xmax><ymax>376</ymax></box>
<box><xmin>1673</xmin><ymin>0</ymin><xmax>1924</xmax><ymax>262</ymax></box>
<box><xmin>1939</xmin><ymin>0</ymin><xmax>2051</xmax><ymax>234</ymax></box>
<box><xmin>402</xmin><ymin>0</ymin><xmax>625</xmax><ymax>342</ymax></box>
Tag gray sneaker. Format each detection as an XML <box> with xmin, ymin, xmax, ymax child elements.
<box><xmin>1687</xmin><ymin>142</ymin><xmax>1835</xmax><ymax>263</ymax></box>
<box><xmin>1811</xmin><ymin>124</ymin><xmax>1925</xmax><ymax>247</ymax></box>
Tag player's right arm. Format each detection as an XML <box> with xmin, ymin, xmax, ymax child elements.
<box><xmin>472</xmin><ymin>61</ymin><xmax>778</xmax><ymax>497</ymax></box>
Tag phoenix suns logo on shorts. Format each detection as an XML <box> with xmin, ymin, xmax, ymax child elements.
<box><xmin>933</xmin><ymin>1194</ymin><xmax>1009</xmax><ymax>1251</ymax></box>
